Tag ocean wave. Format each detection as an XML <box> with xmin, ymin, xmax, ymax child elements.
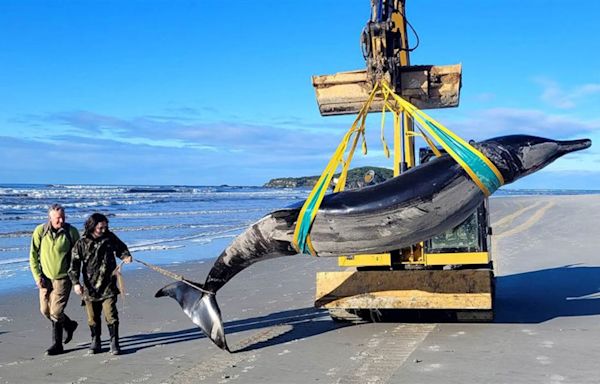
<box><xmin>0</xmin><ymin>208</ymin><xmax>265</xmax><ymax>222</ymax></box>
<box><xmin>0</xmin><ymin>192</ymin><xmax>29</xmax><ymax>197</ymax></box>
<box><xmin>0</xmin><ymin>225</ymin><xmax>239</xmax><ymax>272</ymax></box>
<box><xmin>129</xmin><ymin>244</ymin><xmax>185</xmax><ymax>252</ymax></box>
<box><xmin>0</xmin><ymin>257</ymin><xmax>29</xmax><ymax>265</ymax></box>
<box><xmin>125</xmin><ymin>187</ymin><xmax>179</xmax><ymax>193</ymax></box>
<box><xmin>0</xmin><ymin>271</ymin><xmax>16</xmax><ymax>279</ymax></box>
<box><xmin>109</xmin><ymin>208</ymin><xmax>264</xmax><ymax>218</ymax></box>
<box><xmin>127</xmin><ymin>225</ymin><xmax>246</xmax><ymax>250</ymax></box>
<box><xmin>116</xmin><ymin>223</ymin><xmax>229</xmax><ymax>232</ymax></box>
<box><xmin>0</xmin><ymin>199</ymin><xmax>161</xmax><ymax>212</ymax></box>
<box><xmin>0</xmin><ymin>263</ymin><xmax>29</xmax><ymax>279</ymax></box>
<box><xmin>0</xmin><ymin>223</ymin><xmax>231</xmax><ymax>238</ymax></box>
<box><xmin>49</xmin><ymin>184</ymin><xmax>125</xmax><ymax>190</ymax></box>
<box><xmin>0</xmin><ymin>246</ymin><xmax>27</xmax><ymax>253</ymax></box>
<box><xmin>0</xmin><ymin>230</ymin><xmax>32</xmax><ymax>238</ymax></box>
<box><xmin>0</xmin><ymin>184</ymin><xmax>305</xmax><ymax>286</ymax></box>
<box><xmin>2</xmin><ymin>185</ymin><xmax>306</xmax><ymax>200</ymax></box>
<box><xmin>0</xmin><ymin>225</ymin><xmax>243</xmax><ymax>253</ymax></box>
<box><xmin>191</xmin><ymin>234</ymin><xmax>237</xmax><ymax>244</ymax></box>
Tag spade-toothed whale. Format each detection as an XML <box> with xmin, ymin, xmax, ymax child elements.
<box><xmin>156</xmin><ymin>135</ymin><xmax>591</xmax><ymax>351</ymax></box>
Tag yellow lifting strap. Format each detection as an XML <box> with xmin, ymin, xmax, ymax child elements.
<box><xmin>380</xmin><ymin>94</ymin><xmax>443</xmax><ymax>162</ymax></box>
<box><xmin>292</xmin><ymin>85</ymin><xmax>379</xmax><ymax>255</ymax></box>
<box><xmin>379</xmin><ymin>81</ymin><xmax>504</xmax><ymax>195</ymax></box>
<box><xmin>292</xmin><ymin>81</ymin><xmax>504</xmax><ymax>256</ymax></box>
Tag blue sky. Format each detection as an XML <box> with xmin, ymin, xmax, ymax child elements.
<box><xmin>1</xmin><ymin>0</ymin><xmax>599</xmax><ymax>188</ymax></box>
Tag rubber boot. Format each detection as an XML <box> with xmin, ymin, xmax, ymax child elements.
<box><xmin>108</xmin><ymin>323</ymin><xmax>121</xmax><ymax>355</ymax></box>
<box><xmin>89</xmin><ymin>324</ymin><xmax>101</xmax><ymax>354</ymax></box>
<box><xmin>63</xmin><ymin>316</ymin><xmax>78</xmax><ymax>344</ymax></box>
<box><xmin>45</xmin><ymin>321</ymin><xmax>64</xmax><ymax>356</ymax></box>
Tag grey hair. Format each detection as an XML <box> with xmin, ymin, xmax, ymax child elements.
<box><xmin>48</xmin><ymin>203</ymin><xmax>65</xmax><ymax>216</ymax></box>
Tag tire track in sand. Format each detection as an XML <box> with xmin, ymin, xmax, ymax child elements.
<box><xmin>492</xmin><ymin>200</ymin><xmax>545</xmax><ymax>230</ymax></box>
<box><xmin>494</xmin><ymin>201</ymin><xmax>554</xmax><ymax>240</ymax></box>
<box><xmin>334</xmin><ymin>324</ymin><xmax>436</xmax><ymax>384</ymax></box>
<box><xmin>492</xmin><ymin>201</ymin><xmax>555</xmax><ymax>274</ymax></box>
<box><xmin>166</xmin><ymin>325</ymin><xmax>293</xmax><ymax>383</ymax></box>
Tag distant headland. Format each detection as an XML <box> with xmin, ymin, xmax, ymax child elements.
<box><xmin>263</xmin><ymin>166</ymin><xmax>393</xmax><ymax>189</ymax></box>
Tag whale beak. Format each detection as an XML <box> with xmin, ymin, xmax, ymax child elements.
<box><xmin>558</xmin><ymin>138</ymin><xmax>592</xmax><ymax>155</ymax></box>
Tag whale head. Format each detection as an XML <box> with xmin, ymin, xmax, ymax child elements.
<box><xmin>475</xmin><ymin>135</ymin><xmax>592</xmax><ymax>184</ymax></box>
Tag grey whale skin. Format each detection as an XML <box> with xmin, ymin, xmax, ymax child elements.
<box><xmin>156</xmin><ymin>135</ymin><xmax>591</xmax><ymax>351</ymax></box>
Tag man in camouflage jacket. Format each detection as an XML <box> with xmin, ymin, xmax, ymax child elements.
<box><xmin>69</xmin><ymin>213</ymin><xmax>132</xmax><ymax>355</ymax></box>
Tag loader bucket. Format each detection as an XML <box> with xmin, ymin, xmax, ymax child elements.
<box><xmin>312</xmin><ymin>64</ymin><xmax>462</xmax><ymax>116</ymax></box>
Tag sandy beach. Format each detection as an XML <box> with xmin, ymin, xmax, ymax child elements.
<box><xmin>1</xmin><ymin>194</ymin><xmax>600</xmax><ymax>384</ymax></box>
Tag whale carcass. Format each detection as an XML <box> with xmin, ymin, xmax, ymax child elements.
<box><xmin>156</xmin><ymin>134</ymin><xmax>592</xmax><ymax>351</ymax></box>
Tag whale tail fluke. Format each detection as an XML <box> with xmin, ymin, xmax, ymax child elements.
<box><xmin>155</xmin><ymin>281</ymin><xmax>230</xmax><ymax>352</ymax></box>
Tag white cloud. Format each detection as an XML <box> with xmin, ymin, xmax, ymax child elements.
<box><xmin>444</xmin><ymin>107</ymin><xmax>600</xmax><ymax>141</ymax></box>
<box><xmin>4</xmin><ymin>104</ymin><xmax>599</xmax><ymax>186</ymax></box>
<box><xmin>15</xmin><ymin>110</ymin><xmax>348</xmax><ymax>157</ymax></box>
<box><xmin>472</xmin><ymin>92</ymin><xmax>496</xmax><ymax>103</ymax></box>
<box><xmin>535</xmin><ymin>77</ymin><xmax>600</xmax><ymax>109</ymax></box>
<box><xmin>426</xmin><ymin>107</ymin><xmax>599</xmax><ymax>175</ymax></box>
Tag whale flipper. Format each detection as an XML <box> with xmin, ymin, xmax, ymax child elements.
<box><xmin>155</xmin><ymin>282</ymin><xmax>229</xmax><ymax>352</ymax></box>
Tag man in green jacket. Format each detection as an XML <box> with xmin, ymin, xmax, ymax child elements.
<box><xmin>30</xmin><ymin>204</ymin><xmax>80</xmax><ymax>356</ymax></box>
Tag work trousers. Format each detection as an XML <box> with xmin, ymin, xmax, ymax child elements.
<box><xmin>84</xmin><ymin>296</ymin><xmax>119</xmax><ymax>327</ymax></box>
<box><xmin>39</xmin><ymin>277</ymin><xmax>72</xmax><ymax>323</ymax></box>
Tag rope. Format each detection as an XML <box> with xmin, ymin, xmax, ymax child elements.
<box><xmin>113</xmin><ymin>260</ymin><xmax>127</xmax><ymax>312</ymax></box>
<box><xmin>134</xmin><ymin>258</ymin><xmax>212</xmax><ymax>295</ymax></box>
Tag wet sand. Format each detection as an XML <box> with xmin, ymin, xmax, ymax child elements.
<box><xmin>1</xmin><ymin>195</ymin><xmax>600</xmax><ymax>383</ymax></box>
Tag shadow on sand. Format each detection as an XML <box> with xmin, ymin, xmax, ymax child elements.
<box><xmin>118</xmin><ymin>307</ymin><xmax>344</xmax><ymax>354</ymax></box>
<box><xmin>115</xmin><ymin>265</ymin><xmax>600</xmax><ymax>353</ymax></box>
<box><xmin>495</xmin><ymin>264</ymin><xmax>600</xmax><ymax>323</ymax></box>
